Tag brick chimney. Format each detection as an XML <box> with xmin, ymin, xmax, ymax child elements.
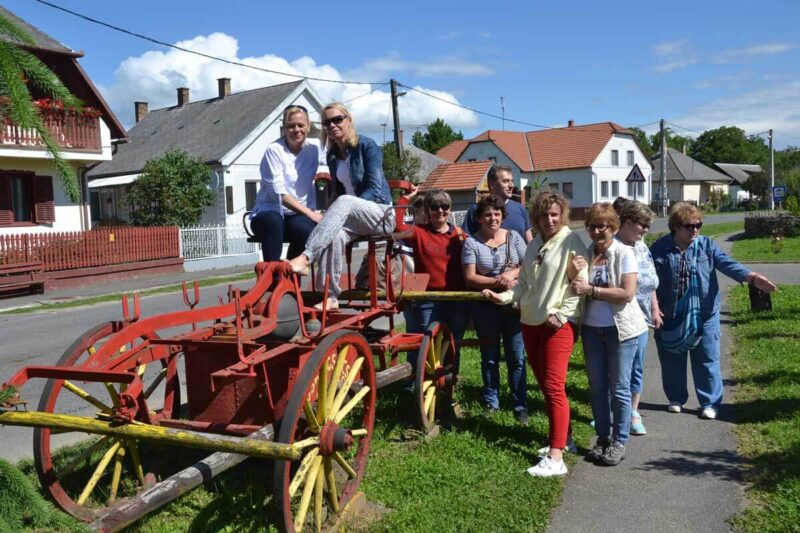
<box><xmin>134</xmin><ymin>101</ymin><xmax>148</xmax><ymax>123</ymax></box>
<box><xmin>218</xmin><ymin>78</ymin><xmax>231</xmax><ymax>99</ymax></box>
<box><xmin>177</xmin><ymin>87</ymin><xmax>190</xmax><ymax>107</ymax></box>
<box><xmin>568</xmin><ymin>119</ymin><xmax>575</xmax><ymax>127</ymax></box>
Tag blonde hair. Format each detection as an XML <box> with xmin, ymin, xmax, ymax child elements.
<box><xmin>585</xmin><ymin>202</ymin><xmax>620</xmax><ymax>232</ymax></box>
<box><xmin>528</xmin><ymin>191</ymin><xmax>570</xmax><ymax>235</ymax></box>
<box><xmin>282</xmin><ymin>105</ymin><xmax>309</xmax><ymax>127</ymax></box>
<box><xmin>668</xmin><ymin>202</ymin><xmax>703</xmax><ymax>234</ymax></box>
<box><xmin>619</xmin><ymin>201</ymin><xmax>655</xmax><ymax>228</ymax></box>
<box><xmin>320</xmin><ymin>102</ymin><xmax>358</xmax><ymax>149</ymax></box>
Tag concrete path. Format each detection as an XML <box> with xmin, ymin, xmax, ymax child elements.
<box><xmin>548</xmin><ymin>233</ymin><xmax>797</xmax><ymax>533</ymax></box>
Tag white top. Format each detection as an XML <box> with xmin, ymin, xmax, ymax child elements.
<box><xmin>252</xmin><ymin>137</ymin><xmax>326</xmax><ymax>217</ymax></box>
<box><xmin>583</xmin><ymin>251</ymin><xmax>638</xmax><ymax>328</ymax></box>
<box><xmin>336</xmin><ymin>156</ymin><xmax>355</xmax><ymax>196</ymax></box>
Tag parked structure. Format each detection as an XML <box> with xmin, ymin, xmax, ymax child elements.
<box><xmin>715</xmin><ymin>162</ymin><xmax>763</xmax><ymax>202</ymax></box>
<box><xmin>87</xmin><ymin>79</ymin><xmax>325</xmax><ymax>227</ymax></box>
<box><xmin>650</xmin><ymin>148</ymin><xmax>732</xmax><ymax>205</ymax></box>
<box><xmin>418</xmin><ymin>160</ymin><xmax>493</xmax><ymax>209</ymax></box>
<box><xmin>0</xmin><ymin>7</ymin><xmax>127</xmax><ymax>236</ymax></box>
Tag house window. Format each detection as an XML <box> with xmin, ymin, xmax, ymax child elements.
<box><xmin>611</xmin><ymin>150</ymin><xmax>619</xmax><ymax>166</ymax></box>
<box><xmin>225</xmin><ymin>186</ymin><xmax>234</xmax><ymax>215</ymax></box>
<box><xmin>601</xmin><ymin>181</ymin><xmax>609</xmax><ymax>198</ymax></box>
<box><xmin>612</xmin><ymin>181</ymin><xmax>619</xmax><ymax>197</ymax></box>
<box><xmin>562</xmin><ymin>182</ymin><xmax>573</xmax><ymax>199</ymax></box>
<box><xmin>637</xmin><ymin>182</ymin><xmax>644</xmax><ymax>196</ymax></box>
<box><xmin>549</xmin><ymin>183</ymin><xmax>559</xmax><ymax>192</ymax></box>
<box><xmin>0</xmin><ymin>174</ymin><xmax>55</xmax><ymax>226</ymax></box>
<box><xmin>627</xmin><ymin>150</ymin><xmax>634</xmax><ymax>166</ymax></box>
<box><xmin>245</xmin><ymin>182</ymin><xmax>258</xmax><ymax>211</ymax></box>
<box><xmin>627</xmin><ymin>181</ymin><xmax>645</xmax><ymax>197</ymax></box>
<box><xmin>627</xmin><ymin>182</ymin><xmax>635</xmax><ymax>197</ymax></box>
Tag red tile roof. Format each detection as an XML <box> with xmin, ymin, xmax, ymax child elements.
<box><xmin>420</xmin><ymin>160</ymin><xmax>493</xmax><ymax>192</ymax></box>
<box><xmin>527</xmin><ymin>122</ymin><xmax>635</xmax><ymax>171</ymax></box>
<box><xmin>472</xmin><ymin>130</ymin><xmax>534</xmax><ymax>171</ymax></box>
<box><xmin>435</xmin><ymin>140</ymin><xmax>469</xmax><ymax>162</ymax></box>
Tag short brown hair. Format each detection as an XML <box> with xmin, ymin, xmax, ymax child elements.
<box><xmin>668</xmin><ymin>202</ymin><xmax>703</xmax><ymax>234</ymax></box>
<box><xmin>585</xmin><ymin>202</ymin><xmax>620</xmax><ymax>232</ymax></box>
<box><xmin>488</xmin><ymin>164</ymin><xmax>513</xmax><ymax>183</ymax></box>
<box><xmin>619</xmin><ymin>201</ymin><xmax>655</xmax><ymax>228</ymax></box>
<box><xmin>529</xmin><ymin>191</ymin><xmax>570</xmax><ymax>235</ymax></box>
<box><xmin>475</xmin><ymin>194</ymin><xmax>507</xmax><ymax>219</ymax></box>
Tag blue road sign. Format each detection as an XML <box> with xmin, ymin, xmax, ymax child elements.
<box><xmin>773</xmin><ymin>186</ymin><xmax>786</xmax><ymax>202</ymax></box>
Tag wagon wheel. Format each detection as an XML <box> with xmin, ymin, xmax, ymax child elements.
<box><xmin>33</xmin><ymin>322</ymin><xmax>181</xmax><ymax>521</ymax></box>
<box><xmin>414</xmin><ymin>321</ymin><xmax>457</xmax><ymax>433</ymax></box>
<box><xmin>274</xmin><ymin>330</ymin><xmax>376</xmax><ymax>533</ymax></box>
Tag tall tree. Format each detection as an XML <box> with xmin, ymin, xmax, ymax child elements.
<box><xmin>412</xmin><ymin>118</ymin><xmax>464</xmax><ymax>154</ymax></box>
<box><xmin>689</xmin><ymin>126</ymin><xmax>769</xmax><ymax>168</ymax></box>
<box><xmin>0</xmin><ymin>13</ymin><xmax>83</xmax><ymax>201</ymax></box>
<box><xmin>382</xmin><ymin>142</ymin><xmax>421</xmax><ymax>183</ymax></box>
<box><xmin>650</xmin><ymin>127</ymin><xmax>695</xmax><ymax>155</ymax></box>
<box><xmin>629</xmin><ymin>127</ymin><xmax>654</xmax><ymax>158</ymax></box>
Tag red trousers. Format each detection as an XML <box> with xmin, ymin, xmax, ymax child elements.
<box><xmin>521</xmin><ymin>321</ymin><xmax>575</xmax><ymax>449</ymax></box>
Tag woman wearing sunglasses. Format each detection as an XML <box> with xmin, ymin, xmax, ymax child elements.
<box><xmin>650</xmin><ymin>202</ymin><xmax>776</xmax><ymax>420</ymax></box>
<box><xmin>286</xmin><ymin>102</ymin><xmax>394</xmax><ymax>309</ymax></box>
<box><xmin>249</xmin><ymin>105</ymin><xmax>325</xmax><ymax>261</ymax></box>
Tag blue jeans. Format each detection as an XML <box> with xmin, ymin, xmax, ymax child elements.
<box><xmin>630</xmin><ymin>330</ymin><xmax>650</xmax><ymax>396</ymax></box>
<box><xmin>471</xmin><ymin>302</ymin><xmax>527</xmax><ymax>412</ymax></box>
<box><xmin>582</xmin><ymin>325</ymin><xmax>638</xmax><ymax>445</ymax></box>
<box><xmin>251</xmin><ymin>211</ymin><xmax>316</xmax><ymax>261</ymax></box>
<box><xmin>405</xmin><ymin>300</ymin><xmax>469</xmax><ymax>374</ymax></box>
<box><xmin>655</xmin><ymin>315</ymin><xmax>722</xmax><ymax>410</ymax></box>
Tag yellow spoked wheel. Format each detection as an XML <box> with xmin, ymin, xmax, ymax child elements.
<box><xmin>274</xmin><ymin>330</ymin><xmax>376</xmax><ymax>532</ymax></box>
<box><xmin>414</xmin><ymin>321</ymin><xmax>457</xmax><ymax>433</ymax></box>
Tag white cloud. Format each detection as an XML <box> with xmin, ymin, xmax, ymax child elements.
<box><xmin>650</xmin><ymin>39</ymin><xmax>698</xmax><ymax>73</ymax></box>
<box><xmin>651</xmin><ymin>39</ymin><xmax>688</xmax><ymax>57</ymax></box>
<box><xmin>713</xmin><ymin>42</ymin><xmax>797</xmax><ymax>63</ymax></box>
<box><xmin>100</xmin><ymin>32</ymin><xmax>481</xmax><ymax>131</ymax></box>
<box><xmin>652</xmin><ymin>57</ymin><xmax>699</xmax><ymax>73</ymax></box>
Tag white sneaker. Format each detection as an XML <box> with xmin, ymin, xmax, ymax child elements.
<box><xmin>667</xmin><ymin>403</ymin><xmax>682</xmax><ymax>413</ymax></box>
<box><xmin>537</xmin><ymin>438</ymin><xmax>578</xmax><ymax>458</ymax></box>
<box><xmin>700</xmin><ymin>407</ymin><xmax>717</xmax><ymax>419</ymax></box>
<box><xmin>527</xmin><ymin>456</ymin><xmax>568</xmax><ymax>477</ymax></box>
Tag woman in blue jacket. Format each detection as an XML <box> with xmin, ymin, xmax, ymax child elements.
<box><xmin>287</xmin><ymin>102</ymin><xmax>394</xmax><ymax>309</ymax></box>
<box><xmin>650</xmin><ymin>203</ymin><xmax>776</xmax><ymax>419</ymax></box>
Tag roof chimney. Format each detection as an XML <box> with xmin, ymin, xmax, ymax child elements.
<box><xmin>177</xmin><ymin>87</ymin><xmax>190</xmax><ymax>107</ymax></box>
<box><xmin>568</xmin><ymin>119</ymin><xmax>575</xmax><ymax>128</ymax></box>
<box><xmin>134</xmin><ymin>101</ymin><xmax>148</xmax><ymax>123</ymax></box>
<box><xmin>218</xmin><ymin>77</ymin><xmax>231</xmax><ymax>99</ymax></box>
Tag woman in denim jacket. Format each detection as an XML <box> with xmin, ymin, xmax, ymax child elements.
<box><xmin>287</xmin><ymin>102</ymin><xmax>394</xmax><ymax>309</ymax></box>
<box><xmin>650</xmin><ymin>203</ymin><xmax>776</xmax><ymax>420</ymax></box>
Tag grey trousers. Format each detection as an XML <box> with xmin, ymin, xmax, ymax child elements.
<box><xmin>303</xmin><ymin>195</ymin><xmax>395</xmax><ymax>297</ymax></box>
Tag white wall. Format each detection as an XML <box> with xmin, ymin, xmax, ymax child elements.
<box><xmin>591</xmin><ymin>134</ymin><xmax>653</xmax><ymax>204</ymax></box>
<box><xmin>457</xmin><ymin>141</ymin><xmax>523</xmax><ymax>188</ymax></box>
<box><xmin>533</xmin><ymin>167</ymin><xmax>594</xmax><ymax>208</ymax></box>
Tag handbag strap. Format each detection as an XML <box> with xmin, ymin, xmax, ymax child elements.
<box><xmin>504</xmin><ymin>231</ymin><xmax>513</xmax><ymax>271</ymax></box>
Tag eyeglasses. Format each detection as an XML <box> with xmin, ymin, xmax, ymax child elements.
<box><xmin>586</xmin><ymin>223</ymin><xmax>609</xmax><ymax>232</ymax></box>
<box><xmin>321</xmin><ymin>115</ymin><xmax>347</xmax><ymax>128</ymax></box>
<box><xmin>682</xmin><ymin>223</ymin><xmax>703</xmax><ymax>231</ymax></box>
<box><xmin>428</xmin><ymin>203</ymin><xmax>451</xmax><ymax>212</ymax></box>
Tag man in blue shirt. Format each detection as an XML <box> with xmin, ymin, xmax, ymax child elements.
<box><xmin>461</xmin><ymin>164</ymin><xmax>533</xmax><ymax>242</ymax></box>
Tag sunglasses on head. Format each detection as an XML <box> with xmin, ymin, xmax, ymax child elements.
<box><xmin>283</xmin><ymin>104</ymin><xmax>308</xmax><ymax>113</ymax></box>
<box><xmin>428</xmin><ymin>203</ymin><xmax>451</xmax><ymax>211</ymax></box>
<box><xmin>321</xmin><ymin>115</ymin><xmax>347</xmax><ymax>128</ymax></box>
<box><xmin>586</xmin><ymin>223</ymin><xmax>609</xmax><ymax>232</ymax></box>
<box><xmin>682</xmin><ymin>222</ymin><xmax>703</xmax><ymax>230</ymax></box>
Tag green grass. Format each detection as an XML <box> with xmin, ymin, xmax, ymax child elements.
<box><xmin>728</xmin><ymin>285</ymin><xmax>800</xmax><ymax>532</ymax></box>
<box><xmin>732</xmin><ymin>236</ymin><xmax>800</xmax><ymax>263</ymax></box>
<box><xmin>644</xmin><ymin>220</ymin><xmax>744</xmax><ymax>246</ymax></box>
<box><xmin>15</xmin><ymin>333</ymin><xmax>593</xmax><ymax>532</ymax></box>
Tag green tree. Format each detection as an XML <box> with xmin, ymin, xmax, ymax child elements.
<box><xmin>776</xmin><ymin>146</ymin><xmax>800</xmax><ymax>180</ymax></box>
<box><xmin>382</xmin><ymin>142</ymin><xmax>422</xmax><ymax>183</ymax></box>
<box><xmin>650</xmin><ymin>127</ymin><xmax>695</xmax><ymax>155</ymax></box>
<box><xmin>411</xmin><ymin>118</ymin><xmax>464</xmax><ymax>154</ymax></box>
<box><xmin>629</xmin><ymin>127</ymin><xmax>654</xmax><ymax>158</ymax></box>
<box><xmin>126</xmin><ymin>149</ymin><xmax>215</xmax><ymax>226</ymax></box>
<box><xmin>0</xmin><ymin>13</ymin><xmax>83</xmax><ymax>201</ymax></box>
<box><xmin>689</xmin><ymin>126</ymin><xmax>768</xmax><ymax>168</ymax></box>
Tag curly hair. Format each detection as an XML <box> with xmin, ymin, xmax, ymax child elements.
<box><xmin>585</xmin><ymin>202</ymin><xmax>620</xmax><ymax>232</ymax></box>
<box><xmin>475</xmin><ymin>194</ymin><xmax>507</xmax><ymax>219</ymax></box>
<box><xmin>528</xmin><ymin>191</ymin><xmax>570</xmax><ymax>235</ymax></box>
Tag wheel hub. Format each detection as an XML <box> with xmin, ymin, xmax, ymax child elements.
<box><xmin>318</xmin><ymin>422</ymin><xmax>354</xmax><ymax>456</ymax></box>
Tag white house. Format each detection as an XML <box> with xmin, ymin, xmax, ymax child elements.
<box><xmin>650</xmin><ymin>148</ymin><xmax>732</xmax><ymax>206</ymax></box>
<box><xmin>0</xmin><ymin>7</ymin><xmax>127</xmax><ymax>236</ymax></box>
<box><xmin>86</xmin><ymin>79</ymin><xmax>325</xmax><ymax>228</ymax></box>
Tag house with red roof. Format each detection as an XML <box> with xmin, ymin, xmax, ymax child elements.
<box><xmin>418</xmin><ymin>160</ymin><xmax>493</xmax><ymax>209</ymax></box>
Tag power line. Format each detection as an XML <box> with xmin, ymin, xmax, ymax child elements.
<box><xmin>665</xmin><ymin>120</ymin><xmax>705</xmax><ymax>135</ymax></box>
<box><xmin>34</xmin><ymin>0</ymin><xmax>380</xmax><ymax>85</ymax></box>
<box><xmin>342</xmin><ymin>84</ymin><xmax>389</xmax><ymax>104</ymax></box>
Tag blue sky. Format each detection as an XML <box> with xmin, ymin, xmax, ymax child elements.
<box><xmin>9</xmin><ymin>0</ymin><xmax>800</xmax><ymax>147</ymax></box>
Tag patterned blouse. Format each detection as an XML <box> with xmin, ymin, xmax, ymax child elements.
<box><xmin>630</xmin><ymin>239</ymin><xmax>659</xmax><ymax>327</ymax></box>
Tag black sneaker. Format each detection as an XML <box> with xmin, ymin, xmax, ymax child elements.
<box><xmin>587</xmin><ymin>438</ymin><xmax>610</xmax><ymax>461</ymax></box>
<box><xmin>601</xmin><ymin>441</ymin><xmax>626</xmax><ymax>466</ymax></box>
<box><xmin>515</xmin><ymin>409</ymin><xmax>530</xmax><ymax>426</ymax></box>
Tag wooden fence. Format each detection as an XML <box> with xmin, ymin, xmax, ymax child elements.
<box><xmin>0</xmin><ymin>226</ymin><xmax>180</xmax><ymax>272</ymax></box>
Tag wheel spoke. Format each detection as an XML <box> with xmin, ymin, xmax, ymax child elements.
<box><xmin>426</xmin><ymin>342</ymin><xmax>436</xmax><ymax>370</ymax></box>
<box><xmin>108</xmin><ymin>444</ymin><xmax>126</xmax><ymax>504</ymax></box>
<box><xmin>350</xmin><ymin>428</ymin><xmax>368</xmax><ymax>437</ymax></box>
<box><xmin>314</xmin><ymin>465</ymin><xmax>324</xmax><ymax>532</ymax></box>
<box><xmin>293</xmin><ymin>455</ymin><xmax>323</xmax><ymax>531</ymax></box>
<box><xmin>323</xmin><ymin>457</ymin><xmax>339</xmax><ymax>514</ymax></box>
<box><xmin>56</xmin><ymin>436</ymin><xmax>112</xmax><ymax>480</ymax></box>
<box><xmin>332</xmin><ymin>451</ymin><xmax>357</xmax><ymax>479</ymax></box>
<box><xmin>292</xmin><ymin>436</ymin><xmax>321</xmax><ymax>450</ymax></box>
<box><xmin>329</xmin><ymin>345</ymin><xmax>350</xmax><ymax>397</ymax></box>
<box><xmin>104</xmin><ymin>382</ymin><xmax>121</xmax><ymax>408</ymax></box>
<box><xmin>317</xmin><ymin>355</ymin><xmax>329</xmax><ymax>423</ymax></box>
<box><xmin>62</xmin><ymin>380</ymin><xmax>113</xmax><ymax>413</ymax></box>
<box><xmin>333</xmin><ymin>385</ymin><xmax>370</xmax><ymax>424</ymax></box>
<box><xmin>427</xmin><ymin>388</ymin><xmax>437</xmax><ymax>421</ymax></box>
<box><xmin>289</xmin><ymin>448</ymin><xmax>320</xmax><ymax>498</ymax></box>
<box><xmin>434</xmin><ymin>332</ymin><xmax>444</xmax><ymax>365</ymax></box>
<box><xmin>304</xmin><ymin>400</ymin><xmax>321</xmax><ymax>432</ymax></box>
<box><xmin>143</xmin><ymin>368</ymin><xmax>167</xmax><ymax>400</ymax></box>
<box><xmin>423</xmin><ymin>387</ymin><xmax>436</xmax><ymax>420</ymax></box>
<box><xmin>77</xmin><ymin>439</ymin><xmax>121</xmax><ymax>506</ymax></box>
<box><xmin>422</xmin><ymin>380</ymin><xmax>433</xmax><ymax>394</ymax></box>
<box><xmin>439</xmin><ymin>338</ymin><xmax>451</xmax><ymax>365</ymax></box>
<box><xmin>328</xmin><ymin>357</ymin><xmax>365</xmax><ymax>420</ymax></box>
<box><xmin>125</xmin><ymin>438</ymin><xmax>146</xmax><ymax>486</ymax></box>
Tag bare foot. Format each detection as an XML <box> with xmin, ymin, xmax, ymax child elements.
<box><xmin>313</xmin><ymin>297</ymin><xmax>339</xmax><ymax>311</ymax></box>
<box><xmin>287</xmin><ymin>255</ymin><xmax>311</xmax><ymax>275</ymax></box>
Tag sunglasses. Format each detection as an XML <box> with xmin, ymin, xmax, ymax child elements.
<box><xmin>682</xmin><ymin>223</ymin><xmax>703</xmax><ymax>231</ymax></box>
<box><xmin>586</xmin><ymin>223</ymin><xmax>609</xmax><ymax>232</ymax></box>
<box><xmin>283</xmin><ymin>104</ymin><xmax>308</xmax><ymax>113</ymax></box>
<box><xmin>428</xmin><ymin>203</ymin><xmax>451</xmax><ymax>212</ymax></box>
<box><xmin>321</xmin><ymin>115</ymin><xmax>347</xmax><ymax>128</ymax></box>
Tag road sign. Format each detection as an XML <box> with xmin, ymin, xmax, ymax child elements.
<box><xmin>773</xmin><ymin>185</ymin><xmax>786</xmax><ymax>202</ymax></box>
<box><xmin>625</xmin><ymin>164</ymin><xmax>646</xmax><ymax>183</ymax></box>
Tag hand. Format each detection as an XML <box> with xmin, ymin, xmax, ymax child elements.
<box><xmin>402</xmin><ymin>184</ymin><xmax>419</xmax><ymax>201</ymax></box>
<box><xmin>309</xmin><ymin>211</ymin><xmax>324</xmax><ymax>224</ymax></box>
<box><xmin>571</xmin><ymin>255</ymin><xmax>587</xmax><ymax>275</ymax></box>
<box><xmin>750</xmin><ymin>272</ymin><xmax>777</xmax><ymax>293</ymax></box>
<box><xmin>571</xmin><ymin>276</ymin><xmax>592</xmax><ymax>296</ymax></box>
<box><xmin>496</xmin><ymin>270</ymin><xmax>517</xmax><ymax>284</ymax></box>
<box><xmin>652</xmin><ymin>307</ymin><xmax>664</xmax><ymax>330</ymax></box>
<box><xmin>482</xmin><ymin>289</ymin><xmax>504</xmax><ymax>304</ymax></box>
<box><xmin>545</xmin><ymin>314</ymin><xmax>563</xmax><ymax>329</ymax></box>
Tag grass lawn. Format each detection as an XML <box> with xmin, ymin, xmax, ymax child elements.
<box><xmin>644</xmin><ymin>220</ymin><xmax>744</xmax><ymax>246</ymax></box>
<box><xmin>728</xmin><ymin>285</ymin><xmax>800</xmax><ymax>531</ymax></box>
<box><xmin>14</xmin><ymin>333</ymin><xmax>594</xmax><ymax>532</ymax></box>
<box><xmin>732</xmin><ymin>236</ymin><xmax>800</xmax><ymax>263</ymax></box>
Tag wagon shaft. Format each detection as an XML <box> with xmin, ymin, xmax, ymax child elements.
<box><xmin>0</xmin><ymin>411</ymin><xmax>302</xmax><ymax>461</ymax></box>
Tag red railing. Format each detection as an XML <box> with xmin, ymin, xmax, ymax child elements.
<box><xmin>0</xmin><ymin>110</ymin><xmax>101</xmax><ymax>152</ymax></box>
<box><xmin>0</xmin><ymin>227</ymin><xmax>180</xmax><ymax>272</ymax></box>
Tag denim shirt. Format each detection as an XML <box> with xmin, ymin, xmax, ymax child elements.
<box><xmin>326</xmin><ymin>135</ymin><xmax>392</xmax><ymax>204</ymax></box>
<box><xmin>650</xmin><ymin>234</ymin><xmax>751</xmax><ymax>321</ymax></box>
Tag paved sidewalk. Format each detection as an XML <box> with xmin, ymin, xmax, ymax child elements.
<box><xmin>549</xmin><ymin>233</ymin><xmax>796</xmax><ymax>533</ymax></box>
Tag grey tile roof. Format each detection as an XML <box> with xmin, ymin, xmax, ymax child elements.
<box><xmin>404</xmin><ymin>144</ymin><xmax>447</xmax><ymax>182</ymax></box>
<box><xmin>651</xmin><ymin>148</ymin><xmax>731</xmax><ymax>183</ymax></box>
<box><xmin>0</xmin><ymin>6</ymin><xmax>76</xmax><ymax>55</ymax></box>
<box><xmin>88</xmin><ymin>81</ymin><xmax>303</xmax><ymax>178</ymax></box>
<box><xmin>715</xmin><ymin>162</ymin><xmax>763</xmax><ymax>184</ymax></box>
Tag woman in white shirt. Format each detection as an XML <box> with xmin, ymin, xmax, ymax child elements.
<box><xmin>250</xmin><ymin>105</ymin><xmax>326</xmax><ymax>261</ymax></box>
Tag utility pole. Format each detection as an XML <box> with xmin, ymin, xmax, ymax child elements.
<box><xmin>659</xmin><ymin>119</ymin><xmax>668</xmax><ymax>217</ymax></box>
<box><xmin>500</xmin><ymin>96</ymin><xmax>505</xmax><ymax>130</ymax></box>
<box><xmin>390</xmin><ymin>79</ymin><xmax>403</xmax><ymax>159</ymax></box>
<box><xmin>769</xmin><ymin>128</ymin><xmax>775</xmax><ymax>210</ymax></box>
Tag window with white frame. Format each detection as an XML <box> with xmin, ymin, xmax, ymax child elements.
<box><xmin>612</xmin><ymin>181</ymin><xmax>619</xmax><ymax>197</ymax></box>
<box><xmin>611</xmin><ymin>150</ymin><xmax>619</xmax><ymax>166</ymax></box>
<box><xmin>562</xmin><ymin>182</ymin><xmax>573</xmax><ymax>199</ymax></box>
<box><xmin>601</xmin><ymin>181</ymin><xmax>609</xmax><ymax>198</ymax></box>
<box><xmin>0</xmin><ymin>174</ymin><xmax>55</xmax><ymax>226</ymax></box>
<box><xmin>549</xmin><ymin>183</ymin><xmax>559</xmax><ymax>192</ymax></box>
<box><xmin>627</xmin><ymin>182</ymin><xmax>635</xmax><ymax>197</ymax></box>
<box><xmin>627</xmin><ymin>150</ymin><xmax>634</xmax><ymax>166</ymax></box>
<box><xmin>245</xmin><ymin>182</ymin><xmax>258</xmax><ymax>211</ymax></box>
<box><xmin>627</xmin><ymin>181</ymin><xmax>645</xmax><ymax>197</ymax></box>
<box><xmin>637</xmin><ymin>182</ymin><xmax>644</xmax><ymax>196</ymax></box>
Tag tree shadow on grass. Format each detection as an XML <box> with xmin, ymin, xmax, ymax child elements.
<box><xmin>634</xmin><ymin>448</ymin><xmax>744</xmax><ymax>482</ymax></box>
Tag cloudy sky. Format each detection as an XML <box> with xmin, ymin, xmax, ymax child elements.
<box><xmin>9</xmin><ymin>0</ymin><xmax>800</xmax><ymax>147</ymax></box>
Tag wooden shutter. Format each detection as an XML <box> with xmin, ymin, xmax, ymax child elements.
<box><xmin>33</xmin><ymin>175</ymin><xmax>55</xmax><ymax>224</ymax></box>
<box><xmin>0</xmin><ymin>176</ymin><xmax>12</xmax><ymax>225</ymax></box>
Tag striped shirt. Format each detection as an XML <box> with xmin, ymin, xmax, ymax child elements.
<box><xmin>462</xmin><ymin>230</ymin><xmax>527</xmax><ymax>277</ymax></box>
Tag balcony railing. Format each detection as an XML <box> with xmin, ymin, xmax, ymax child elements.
<box><xmin>0</xmin><ymin>109</ymin><xmax>101</xmax><ymax>152</ymax></box>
